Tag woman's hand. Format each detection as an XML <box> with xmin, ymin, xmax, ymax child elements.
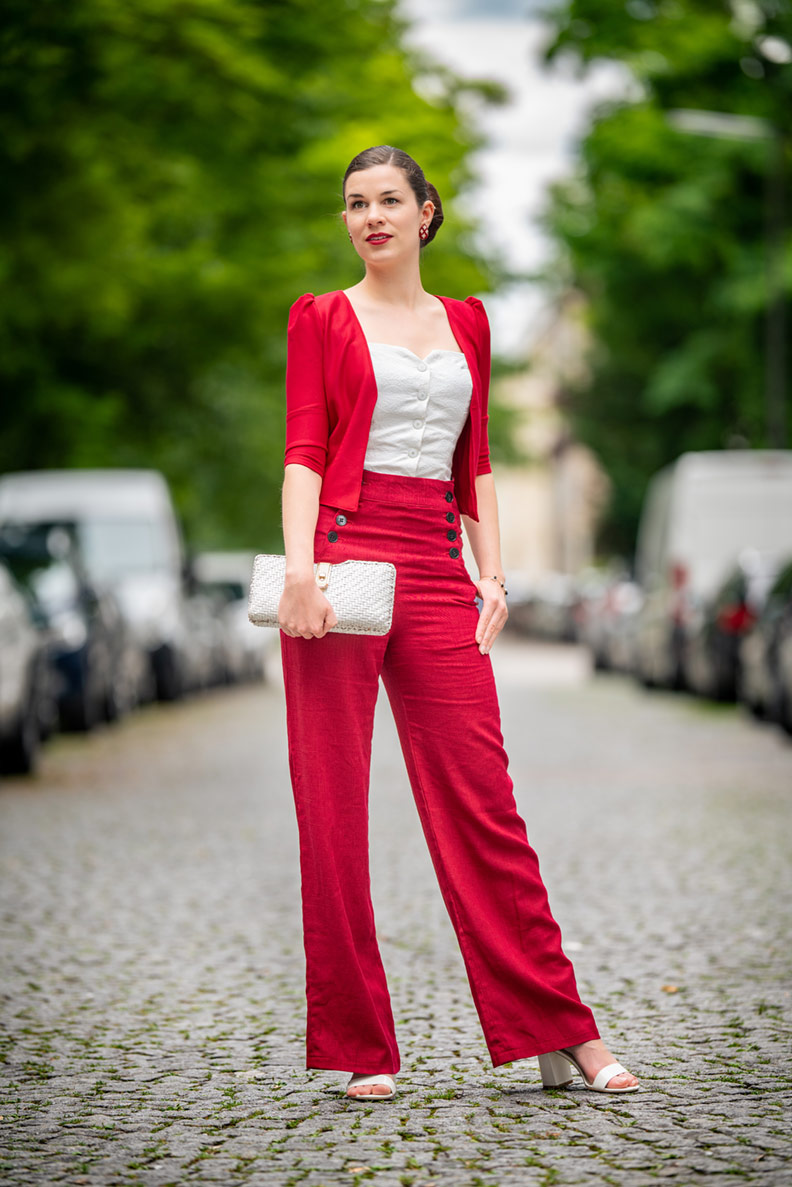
<box><xmin>280</xmin><ymin>465</ymin><xmax>336</xmax><ymax>638</ymax></box>
<box><xmin>462</xmin><ymin>474</ymin><xmax>508</xmax><ymax>656</ymax></box>
<box><xmin>278</xmin><ymin>575</ymin><xmax>338</xmax><ymax>638</ymax></box>
<box><xmin>473</xmin><ymin>577</ymin><xmax>508</xmax><ymax>655</ymax></box>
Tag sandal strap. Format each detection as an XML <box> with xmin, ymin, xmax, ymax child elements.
<box><xmin>591</xmin><ymin>1062</ymin><xmax>629</xmax><ymax>1090</ymax></box>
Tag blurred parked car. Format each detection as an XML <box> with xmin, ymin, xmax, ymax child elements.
<box><xmin>506</xmin><ymin>571</ymin><xmax>578</xmax><ymax>641</ymax></box>
<box><xmin>685</xmin><ymin>551</ymin><xmax>779</xmax><ymax>701</ymax></box>
<box><xmin>500</xmin><ymin>570</ymin><xmax>535</xmax><ymax>635</ymax></box>
<box><xmin>0</xmin><ymin>560</ymin><xmax>53</xmax><ymax>774</ymax></box>
<box><xmin>0</xmin><ymin>524</ymin><xmax>134</xmax><ymax>731</ymax></box>
<box><xmin>738</xmin><ymin>557</ymin><xmax>792</xmax><ymax>723</ymax></box>
<box><xmin>578</xmin><ymin>574</ymin><xmax>644</xmax><ymax>673</ymax></box>
<box><xmin>0</xmin><ymin>470</ymin><xmax>190</xmax><ymax>702</ymax></box>
<box><xmin>633</xmin><ymin>451</ymin><xmax>792</xmax><ymax>689</ymax></box>
<box><xmin>192</xmin><ymin>551</ymin><xmax>268</xmax><ymax>681</ymax></box>
<box><xmin>181</xmin><ymin>580</ymin><xmax>230</xmax><ymax>691</ymax></box>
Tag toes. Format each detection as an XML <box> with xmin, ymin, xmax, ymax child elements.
<box><xmin>347</xmin><ymin>1083</ymin><xmax>392</xmax><ymax>1097</ymax></box>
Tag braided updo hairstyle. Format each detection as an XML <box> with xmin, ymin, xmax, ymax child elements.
<box><xmin>342</xmin><ymin>145</ymin><xmax>444</xmax><ymax>249</ymax></box>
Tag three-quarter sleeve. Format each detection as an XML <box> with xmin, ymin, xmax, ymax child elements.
<box><xmin>284</xmin><ymin>292</ymin><xmax>329</xmax><ymax>476</ymax></box>
<box><xmin>465</xmin><ymin>296</ymin><xmax>492</xmax><ymax>476</ymax></box>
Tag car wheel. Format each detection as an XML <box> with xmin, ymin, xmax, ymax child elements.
<box><xmin>636</xmin><ymin>658</ymin><xmax>657</xmax><ymax>688</ymax></box>
<box><xmin>153</xmin><ymin>646</ymin><xmax>183</xmax><ymax>702</ymax></box>
<box><xmin>60</xmin><ymin>690</ymin><xmax>99</xmax><ymax>732</ymax></box>
<box><xmin>0</xmin><ymin>683</ymin><xmax>41</xmax><ymax>775</ymax></box>
<box><xmin>777</xmin><ymin>683</ymin><xmax>792</xmax><ymax>737</ymax></box>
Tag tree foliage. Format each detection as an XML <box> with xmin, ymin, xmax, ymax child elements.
<box><xmin>0</xmin><ymin>0</ymin><xmax>503</xmax><ymax>548</ymax></box>
<box><xmin>540</xmin><ymin>0</ymin><xmax>792</xmax><ymax>553</ymax></box>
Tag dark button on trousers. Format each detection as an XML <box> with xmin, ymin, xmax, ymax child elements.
<box><xmin>280</xmin><ymin>469</ymin><xmax>599</xmax><ymax>1075</ymax></box>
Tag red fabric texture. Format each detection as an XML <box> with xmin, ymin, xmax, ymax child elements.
<box><xmin>280</xmin><ymin>471</ymin><xmax>600</xmax><ymax>1074</ymax></box>
<box><xmin>284</xmin><ymin>290</ymin><xmax>492</xmax><ymax>521</ymax></box>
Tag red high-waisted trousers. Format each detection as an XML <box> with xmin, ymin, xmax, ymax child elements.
<box><xmin>280</xmin><ymin>470</ymin><xmax>599</xmax><ymax>1074</ymax></box>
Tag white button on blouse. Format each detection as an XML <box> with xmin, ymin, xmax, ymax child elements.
<box><xmin>363</xmin><ymin>344</ymin><xmax>473</xmax><ymax>481</ymax></box>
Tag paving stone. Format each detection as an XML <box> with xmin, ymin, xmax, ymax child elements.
<box><xmin>1</xmin><ymin>640</ymin><xmax>791</xmax><ymax>1185</ymax></box>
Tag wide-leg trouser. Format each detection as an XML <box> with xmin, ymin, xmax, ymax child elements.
<box><xmin>280</xmin><ymin>469</ymin><xmax>599</xmax><ymax>1074</ymax></box>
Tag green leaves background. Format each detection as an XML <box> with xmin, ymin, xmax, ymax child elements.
<box><xmin>0</xmin><ymin>0</ymin><xmax>497</xmax><ymax>548</ymax></box>
<box><xmin>540</xmin><ymin>0</ymin><xmax>791</xmax><ymax>552</ymax></box>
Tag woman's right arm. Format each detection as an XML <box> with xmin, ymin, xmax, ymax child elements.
<box><xmin>278</xmin><ymin>463</ymin><xmax>338</xmax><ymax>638</ymax></box>
<box><xmin>278</xmin><ymin>293</ymin><xmax>337</xmax><ymax>638</ymax></box>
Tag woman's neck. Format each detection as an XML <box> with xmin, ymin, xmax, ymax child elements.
<box><xmin>351</xmin><ymin>266</ymin><xmax>429</xmax><ymax>310</ymax></box>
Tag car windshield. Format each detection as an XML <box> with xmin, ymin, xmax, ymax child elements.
<box><xmin>5</xmin><ymin>556</ymin><xmax>79</xmax><ymax>616</ymax></box>
<box><xmin>79</xmin><ymin>520</ymin><xmax>175</xmax><ymax>579</ymax></box>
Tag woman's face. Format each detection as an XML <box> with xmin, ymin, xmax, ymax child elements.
<box><xmin>343</xmin><ymin>164</ymin><xmax>433</xmax><ymax>261</ymax></box>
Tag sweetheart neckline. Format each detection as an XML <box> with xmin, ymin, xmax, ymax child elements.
<box><xmin>367</xmin><ymin>341</ymin><xmax>466</xmax><ymax>363</ymax></box>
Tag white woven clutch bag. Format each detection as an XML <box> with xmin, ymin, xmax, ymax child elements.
<box><xmin>248</xmin><ymin>554</ymin><xmax>396</xmax><ymax>636</ymax></box>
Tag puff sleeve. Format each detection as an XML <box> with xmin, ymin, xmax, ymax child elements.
<box><xmin>465</xmin><ymin>295</ymin><xmax>492</xmax><ymax>476</ymax></box>
<box><xmin>284</xmin><ymin>293</ymin><xmax>329</xmax><ymax>476</ymax></box>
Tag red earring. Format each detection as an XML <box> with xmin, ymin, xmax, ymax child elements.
<box><xmin>419</xmin><ymin>225</ymin><xmax>429</xmax><ymax>242</ymax></box>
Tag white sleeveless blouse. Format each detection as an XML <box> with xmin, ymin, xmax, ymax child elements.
<box><xmin>363</xmin><ymin>343</ymin><xmax>473</xmax><ymax>481</ymax></box>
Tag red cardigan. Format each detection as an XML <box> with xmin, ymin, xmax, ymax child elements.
<box><xmin>284</xmin><ymin>289</ymin><xmax>492</xmax><ymax>521</ymax></box>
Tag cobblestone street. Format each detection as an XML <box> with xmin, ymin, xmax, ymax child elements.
<box><xmin>1</xmin><ymin>636</ymin><xmax>791</xmax><ymax>1186</ymax></box>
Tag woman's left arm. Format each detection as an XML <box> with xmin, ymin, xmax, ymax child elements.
<box><xmin>461</xmin><ymin>472</ymin><xmax>508</xmax><ymax>655</ymax></box>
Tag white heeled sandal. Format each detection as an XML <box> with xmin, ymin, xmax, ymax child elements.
<box><xmin>345</xmin><ymin>1072</ymin><xmax>397</xmax><ymax>1101</ymax></box>
<box><xmin>538</xmin><ymin>1048</ymin><xmax>639</xmax><ymax>1093</ymax></box>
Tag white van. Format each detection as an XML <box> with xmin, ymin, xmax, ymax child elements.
<box><xmin>633</xmin><ymin>451</ymin><xmax>792</xmax><ymax>688</ymax></box>
<box><xmin>0</xmin><ymin>470</ymin><xmax>189</xmax><ymax>701</ymax></box>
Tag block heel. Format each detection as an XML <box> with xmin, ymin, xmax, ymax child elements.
<box><xmin>538</xmin><ymin>1051</ymin><xmax>576</xmax><ymax>1088</ymax></box>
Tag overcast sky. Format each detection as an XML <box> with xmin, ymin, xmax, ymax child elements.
<box><xmin>397</xmin><ymin>0</ymin><xmax>631</xmax><ymax>355</ymax></box>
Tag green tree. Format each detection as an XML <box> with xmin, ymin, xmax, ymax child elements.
<box><xmin>0</xmin><ymin>0</ymin><xmax>504</xmax><ymax>548</ymax></box>
<box><xmin>539</xmin><ymin>0</ymin><xmax>791</xmax><ymax>553</ymax></box>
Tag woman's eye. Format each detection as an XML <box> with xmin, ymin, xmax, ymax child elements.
<box><xmin>351</xmin><ymin>200</ymin><xmax>365</xmax><ymax>209</ymax></box>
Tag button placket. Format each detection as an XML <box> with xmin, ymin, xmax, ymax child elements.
<box><xmin>406</xmin><ymin>358</ymin><xmax>430</xmax><ymax>473</ymax></box>
<box><xmin>442</xmin><ymin>490</ymin><xmax>460</xmax><ymax>558</ymax></box>
<box><xmin>327</xmin><ymin>508</ymin><xmax>347</xmax><ymax>543</ymax></box>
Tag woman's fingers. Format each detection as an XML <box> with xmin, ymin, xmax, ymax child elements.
<box><xmin>280</xmin><ymin>590</ymin><xmax>338</xmax><ymax>638</ymax></box>
<box><xmin>478</xmin><ymin>610</ymin><xmax>507</xmax><ymax>653</ymax></box>
<box><xmin>312</xmin><ymin>596</ymin><xmax>338</xmax><ymax>637</ymax></box>
<box><xmin>474</xmin><ymin>584</ymin><xmax>508</xmax><ymax>654</ymax></box>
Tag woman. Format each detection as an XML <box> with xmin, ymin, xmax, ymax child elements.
<box><xmin>278</xmin><ymin>145</ymin><xmax>638</xmax><ymax>1101</ymax></box>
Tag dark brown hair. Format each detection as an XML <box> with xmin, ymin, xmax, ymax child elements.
<box><xmin>342</xmin><ymin>145</ymin><xmax>444</xmax><ymax>249</ymax></box>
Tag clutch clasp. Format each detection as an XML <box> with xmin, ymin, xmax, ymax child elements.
<box><xmin>315</xmin><ymin>561</ymin><xmax>331</xmax><ymax>590</ymax></box>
